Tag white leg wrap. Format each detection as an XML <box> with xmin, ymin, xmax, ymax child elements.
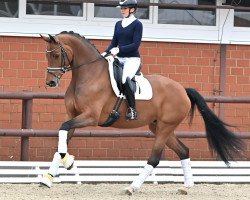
<box><xmin>61</xmin><ymin>153</ymin><xmax>75</xmax><ymax>169</ymax></box>
<box><xmin>48</xmin><ymin>152</ymin><xmax>61</xmax><ymax>177</ymax></box>
<box><xmin>58</xmin><ymin>130</ymin><xmax>68</xmax><ymax>153</ymax></box>
<box><xmin>40</xmin><ymin>152</ymin><xmax>61</xmax><ymax>187</ymax></box>
<box><xmin>131</xmin><ymin>164</ymin><xmax>154</xmax><ymax>191</ymax></box>
<box><xmin>181</xmin><ymin>158</ymin><xmax>194</xmax><ymax>188</ymax></box>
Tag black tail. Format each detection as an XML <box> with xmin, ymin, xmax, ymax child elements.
<box><xmin>185</xmin><ymin>88</ymin><xmax>244</xmax><ymax>165</ymax></box>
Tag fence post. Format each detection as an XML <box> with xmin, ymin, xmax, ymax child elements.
<box><xmin>219</xmin><ymin>44</ymin><xmax>227</xmax><ymax>119</ymax></box>
<box><xmin>21</xmin><ymin>99</ymin><xmax>33</xmax><ymax>161</ymax></box>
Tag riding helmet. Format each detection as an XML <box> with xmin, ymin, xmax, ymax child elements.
<box><xmin>118</xmin><ymin>0</ymin><xmax>138</xmax><ymax>8</ymax></box>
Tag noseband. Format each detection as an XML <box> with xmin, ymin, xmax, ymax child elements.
<box><xmin>46</xmin><ymin>40</ymin><xmax>103</xmax><ymax>81</ymax></box>
<box><xmin>46</xmin><ymin>43</ymin><xmax>70</xmax><ymax>80</ymax></box>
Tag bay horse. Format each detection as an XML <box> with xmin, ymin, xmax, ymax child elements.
<box><xmin>40</xmin><ymin>31</ymin><xmax>243</xmax><ymax>194</ymax></box>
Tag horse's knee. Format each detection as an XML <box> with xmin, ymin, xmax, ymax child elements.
<box><xmin>60</xmin><ymin>121</ymin><xmax>72</xmax><ymax>131</ymax></box>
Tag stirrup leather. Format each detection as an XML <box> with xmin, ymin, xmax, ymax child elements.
<box><xmin>126</xmin><ymin>107</ymin><xmax>137</xmax><ymax>120</ymax></box>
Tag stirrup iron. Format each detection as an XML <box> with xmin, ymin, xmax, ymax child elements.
<box><xmin>126</xmin><ymin>107</ymin><xmax>137</xmax><ymax>120</ymax></box>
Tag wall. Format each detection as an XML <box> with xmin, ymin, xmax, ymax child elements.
<box><xmin>0</xmin><ymin>36</ymin><xmax>249</xmax><ymax>161</ymax></box>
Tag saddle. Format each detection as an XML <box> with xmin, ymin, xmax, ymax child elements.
<box><xmin>112</xmin><ymin>58</ymin><xmax>138</xmax><ymax>94</ymax></box>
<box><xmin>107</xmin><ymin>56</ymin><xmax>152</xmax><ymax>100</ymax></box>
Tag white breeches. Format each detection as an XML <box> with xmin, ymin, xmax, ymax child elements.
<box><xmin>117</xmin><ymin>57</ymin><xmax>141</xmax><ymax>84</ymax></box>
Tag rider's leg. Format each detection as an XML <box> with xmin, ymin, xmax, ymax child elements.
<box><xmin>123</xmin><ymin>77</ymin><xmax>137</xmax><ymax>119</ymax></box>
<box><xmin>121</xmin><ymin>57</ymin><xmax>141</xmax><ymax>120</ymax></box>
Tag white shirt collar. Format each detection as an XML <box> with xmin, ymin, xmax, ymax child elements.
<box><xmin>122</xmin><ymin>14</ymin><xmax>136</xmax><ymax>28</ymax></box>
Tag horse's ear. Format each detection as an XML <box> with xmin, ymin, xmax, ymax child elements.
<box><xmin>48</xmin><ymin>34</ymin><xmax>58</xmax><ymax>43</ymax></box>
<box><xmin>40</xmin><ymin>34</ymin><xmax>51</xmax><ymax>43</ymax></box>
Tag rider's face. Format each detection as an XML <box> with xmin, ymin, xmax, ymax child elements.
<box><xmin>120</xmin><ymin>7</ymin><xmax>134</xmax><ymax>18</ymax></box>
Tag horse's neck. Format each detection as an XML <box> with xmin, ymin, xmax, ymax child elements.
<box><xmin>70</xmin><ymin>56</ymin><xmax>109</xmax><ymax>91</ymax></box>
<box><xmin>69</xmin><ymin>39</ymin><xmax>102</xmax><ymax>77</ymax></box>
<box><xmin>72</xmin><ymin>59</ymin><xmax>107</xmax><ymax>80</ymax></box>
<box><xmin>72</xmin><ymin>40</ymin><xmax>99</xmax><ymax>68</ymax></box>
<box><xmin>62</xmin><ymin>36</ymin><xmax>110</xmax><ymax>94</ymax></box>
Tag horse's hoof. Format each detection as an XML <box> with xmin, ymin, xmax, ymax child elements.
<box><xmin>177</xmin><ymin>186</ymin><xmax>191</xmax><ymax>195</ymax></box>
<box><xmin>40</xmin><ymin>173</ymin><xmax>53</xmax><ymax>188</ymax></box>
<box><xmin>177</xmin><ymin>188</ymin><xmax>187</xmax><ymax>195</ymax></box>
<box><xmin>61</xmin><ymin>153</ymin><xmax>75</xmax><ymax>170</ymax></box>
<box><xmin>124</xmin><ymin>186</ymin><xmax>135</xmax><ymax>196</ymax></box>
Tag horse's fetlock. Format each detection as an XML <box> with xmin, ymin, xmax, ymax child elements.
<box><xmin>147</xmin><ymin>160</ymin><xmax>159</xmax><ymax>168</ymax></box>
<box><xmin>59</xmin><ymin>153</ymin><xmax>66</xmax><ymax>159</ymax></box>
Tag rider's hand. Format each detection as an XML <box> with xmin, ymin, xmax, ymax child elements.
<box><xmin>110</xmin><ymin>47</ymin><xmax>119</xmax><ymax>56</ymax></box>
<box><xmin>101</xmin><ymin>52</ymin><xmax>107</xmax><ymax>57</ymax></box>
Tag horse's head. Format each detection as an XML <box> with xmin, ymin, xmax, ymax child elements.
<box><xmin>40</xmin><ymin>34</ymin><xmax>73</xmax><ymax>87</ymax></box>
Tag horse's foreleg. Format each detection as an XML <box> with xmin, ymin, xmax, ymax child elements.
<box><xmin>40</xmin><ymin>129</ymin><xmax>70</xmax><ymax>188</ymax></box>
<box><xmin>67</xmin><ymin>128</ymin><xmax>75</xmax><ymax>144</ymax></box>
<box><xmin>40</xmin><ymin>152</ymin><xmax>61</xmax><ymax>188</ymax></box>
<box><xmin>58</xmin><ymin>114</ymin><xmax>98</xmax><ymax>163</ymax></box>
<box><xmin>40</xmin><ymin>121</ymin><xmax>81</xmax><ymax>187</ymax></box>
<box><xmin>57</xmin><ymin>129</ymin><xmax>75</xmax><ymax>170</ymax></box>
<box><xmin>166</xmin><ymin>134</ymin><xmax>194</xmax><ymax>194</ymax></box>
<box><xmin>40</xmin><ymin>129</ymin><xmax>75</xmax><ymax>188</ymax></box>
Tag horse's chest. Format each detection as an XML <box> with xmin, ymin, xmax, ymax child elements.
<box><xmin>65</xmin><ymin>92</ymin><xmax>87</xmax><ymax>111</ymax></box>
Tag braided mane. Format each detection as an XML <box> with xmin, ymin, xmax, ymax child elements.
<box><xmin>59</xmin><ymin>31</ymin><xmax>100</xmax><ymax>53</ymax></box>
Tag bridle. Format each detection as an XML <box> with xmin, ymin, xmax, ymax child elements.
<box><xmin>46</xmin><ymin>40</ymin><xmax>103</xmax><ymax>81</ymax></box>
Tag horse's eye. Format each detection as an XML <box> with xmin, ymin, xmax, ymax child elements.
<box><xmin>52</xmin><ymin>54</ymin><xmax>59</xmax><ymax>59</ymax></box>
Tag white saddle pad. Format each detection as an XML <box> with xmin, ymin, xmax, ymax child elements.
<box><xmin>106</xmin><ymin>56</ymin><xmax>153</xmax><ymax>100</ymax></box>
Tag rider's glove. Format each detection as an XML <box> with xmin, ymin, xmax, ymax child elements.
<box><xmin>110</xmin><ymin>47</ymin><xmax>119</xmax><ymax>56</ymax></box>
<box><xmin>101</xmin><ymin>52</ymin><xmax>107</xmax><ymax>57</ymax></box>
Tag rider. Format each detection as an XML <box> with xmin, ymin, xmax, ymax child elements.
<box><xmin>102</xmin><ymin>0</ymin><xmax>143</xmax><ymax>120</ymax></box>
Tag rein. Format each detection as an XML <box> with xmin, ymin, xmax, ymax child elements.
<box><xmin>46</xmin><ymin>41</ymin><xmax>103</xmax><ymax>80</ymax></box>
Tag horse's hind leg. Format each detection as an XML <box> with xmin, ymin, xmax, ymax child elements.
<box><xmin>166</xmin><ymin>133</ymin><xmax>194</xmax><ymax>190</ymax></box>
<box><xmin>149</xmin><ymin>123</ymin><xmax>194</xmax><ymax>189</ymax></box>
<box><xmin>125</xmin><ymin>122</ymin><xmax>175</xmax><ymax>195</ymax></box>
<box><xmin>130</xmin><ymin>123</ymin><xmax>193</xmax><ymax>195</ymax></box>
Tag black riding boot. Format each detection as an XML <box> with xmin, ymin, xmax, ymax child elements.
<box><xmin>123</xmin><ymin>77</ymin><xmax>137</xmax><ymax>120</ymax></box>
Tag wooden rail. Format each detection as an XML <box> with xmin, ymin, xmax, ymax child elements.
<box><xmin>0</xmin><ymin>91</ymin><xmax>250</xmax><ymax>161</ymax></box>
